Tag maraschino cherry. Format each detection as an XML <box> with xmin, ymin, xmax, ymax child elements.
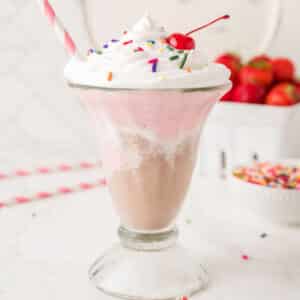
<box><xmin>166</xmin><ymin>15</ymin><xmax>230</xmax><ymax>50</ymax></box>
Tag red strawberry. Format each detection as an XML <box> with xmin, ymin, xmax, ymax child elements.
<box><xmin>215</xmin><ymin>53</ymin><xmax>242</xmax><ymax>83</ymax></box>
<box><xmin>249</xmin><ymin>55</ymin><xmax>272</xmax><ymax>66</ymax></box>
<box><xmin>294</xmin><ymin>80</ymin><xmax>300</xmax><ymax>101</ymax></box>
<box><xmin>220</xmin><ymin>86</ymin><xmax>235</xmax><ymax>101</ymax></box>
<box><xmin>265</xmin><ymin>83</ymin><xmax>298</xmax><ymax>106</ymax></box>
<box><xmin>272</xmin><ymin>58</ymin><xmax>295</xmax><ymax>82</ymax></box>
<box><xmin>239</xmin><ymin>55</ymin><xmax>273</xmax><ymax>87</ymax></box>
<box><xmin>239</xmin><ymin>66</ymin><xmax>273</xmax><ymax>87</ymax></box>
<box><xmin>231</xmin><ymin>83</ymin><xmax>265</xmax><ymax>104</ymax></box>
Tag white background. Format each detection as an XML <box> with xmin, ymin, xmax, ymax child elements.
<box><xmin>0</xmin><ymin>0</ymin><xmax>299</xmax><ymax>169</ymax></box>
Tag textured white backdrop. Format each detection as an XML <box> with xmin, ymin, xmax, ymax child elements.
<box><xmin>0</xmin><ymin>0</ymin><xmax>299</xmax><ymax>169</ymax></box>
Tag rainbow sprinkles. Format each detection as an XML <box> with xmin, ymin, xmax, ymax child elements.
<box><xmin>148</xmin><ymin>58</ymin><xmax>159</xmax><ymax>73</ymax></box>
<box><xmin>90</xmin><ymin>35</ymin><xmax>193</xmax><ymax>79</ymax></box>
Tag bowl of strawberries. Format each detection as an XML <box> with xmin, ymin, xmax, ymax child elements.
<box><xmin>198</xmin><ymin>54</ymin><xmax>300</xmax><ymax>178</ymax></box>
<box><xmin>216</xmin><ymin>53</ymin><xmax>300</xmax><ymax>106</ymax></box>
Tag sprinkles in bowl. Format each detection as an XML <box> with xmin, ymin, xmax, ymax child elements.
<box><xmin>233</xmin><ymin>162</ymin><xmax>300</xmax><ymax>190</ymax></box>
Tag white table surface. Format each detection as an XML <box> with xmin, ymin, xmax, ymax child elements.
<box><xmin>1</xmin><ymin>171</ymin><xmax>300</xmax><ymax>300</ymax></box>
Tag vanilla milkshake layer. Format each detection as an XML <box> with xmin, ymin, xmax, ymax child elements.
<box><xmin>64</xmin><ymin>15</ymin><xmax>231</xmax><ymax>89</ymax></box>
<box><xmin>109</xmin><ymin>133</ymin><xmax>199</xmax><ymax>231</ymax></box>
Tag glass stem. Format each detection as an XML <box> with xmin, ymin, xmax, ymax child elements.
<box><xmin>118</xmin><ymin>226</ymin><xmax>178</xmax><ymax>251</ymax></box>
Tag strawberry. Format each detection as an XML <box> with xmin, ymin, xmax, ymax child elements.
<box><xmin>239</xmin><ymin>55</ymin><xmax>273</xmax><ymax>87</ymax></box>
<box><xmin>249</xmin><ymin>55</ymin><xmax>273</xmax><ymax>66</ymax></box>
<box><xmin>215</xmin><ymin>53</ymin><xmax>242</xmax><ymax>83</ymax></box>
<box><xmin>220</xmin><ymin>86</ymin><xmax>235</xmax><ymax>101</ymax></box>
<box><xmin>231</xmin><ymin>83</ymin><xmax>265</xmax><ymax>104</ymax></box>
<box><xmin>272</xmin><ymin>57</ymin><xmax>295</xmax><ymax>82</ymax></box>
<box><xmin>294</xmin><ymin>80</ymin><xmax>300</xmax><ymax>101</ymax></box>
<box><xmin>265</xmin><ymin>83</ymin><xmax>298</xmax><ymax>106</ymax></box>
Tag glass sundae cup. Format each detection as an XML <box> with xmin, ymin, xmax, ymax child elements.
<box><xmin>67</xmin><ymin>83</ymin><xmax>230</xmax><ymax>300</ymax></box>
<box><xmin>64</xmin><ymin>13</ymin><xmax>231</xmax><ymax>300</ymax></box>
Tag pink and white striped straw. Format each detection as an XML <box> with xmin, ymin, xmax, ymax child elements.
<box><xmin>0</xmin><ymin>178</ymin><xmax>107</xmax><ymax>209</ymax></box>
<box><xmin>37</xmin><ymin>0</ymin><xmax>80</xmax><ymax>58</ymax></box>
<box><xmin>0</xmin><ymin>161</ymin><xmax>106</xmax><ymax>209</ymax></box>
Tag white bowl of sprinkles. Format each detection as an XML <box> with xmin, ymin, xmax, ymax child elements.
<box><xmin>229</xmin><ymin>159</ymin><xmax>300</xmax><ymax>225</ymax></box>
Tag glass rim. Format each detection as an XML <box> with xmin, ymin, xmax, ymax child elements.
<box><xmin>67</xmin><ymin>81</ymin><xmax>231</xmax><ymax>93</ymax></box>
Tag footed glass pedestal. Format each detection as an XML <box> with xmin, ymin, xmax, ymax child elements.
<box><xmin>89</xmin><ymin>227</ymin><xmax>208</xmax><ymax>300</ymax></box>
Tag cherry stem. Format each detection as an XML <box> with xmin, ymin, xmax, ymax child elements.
<box><xmin>185</xmin><ymin>14</ymin><xmax>230</xmax><ymax>36</ymax></box>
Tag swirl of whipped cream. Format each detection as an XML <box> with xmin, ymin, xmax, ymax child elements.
<box><xmin>64</xmin><ymin>14</ymin><xmax>231</xmax><ymax>89</ymax></box>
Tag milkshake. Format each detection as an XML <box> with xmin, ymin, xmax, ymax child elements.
<box><xmin>65</xmin><ymin>14</ymin><xmax>231</xmax><ymax>300</ymax></box>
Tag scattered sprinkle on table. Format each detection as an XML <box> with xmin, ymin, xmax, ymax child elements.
<box><xmin>242</xmin><ymin>255</ymin><xmax>250</xmax><ymax>261</ymax></box>
<box><xmin>260</xmin><ymin>233</ymin><xmax>268</xmax><ymax>239</ymax></box>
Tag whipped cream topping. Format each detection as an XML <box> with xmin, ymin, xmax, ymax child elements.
<box><xmin>64</xmin><ymin>15</ymin><xmax>231</xmax><ymax>89</ymax></box>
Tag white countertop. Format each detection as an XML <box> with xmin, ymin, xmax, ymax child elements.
<box><xmin>1</xmin><ymin>173</ymin><xmax>300</xmax><ymax>300</ymax></box>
